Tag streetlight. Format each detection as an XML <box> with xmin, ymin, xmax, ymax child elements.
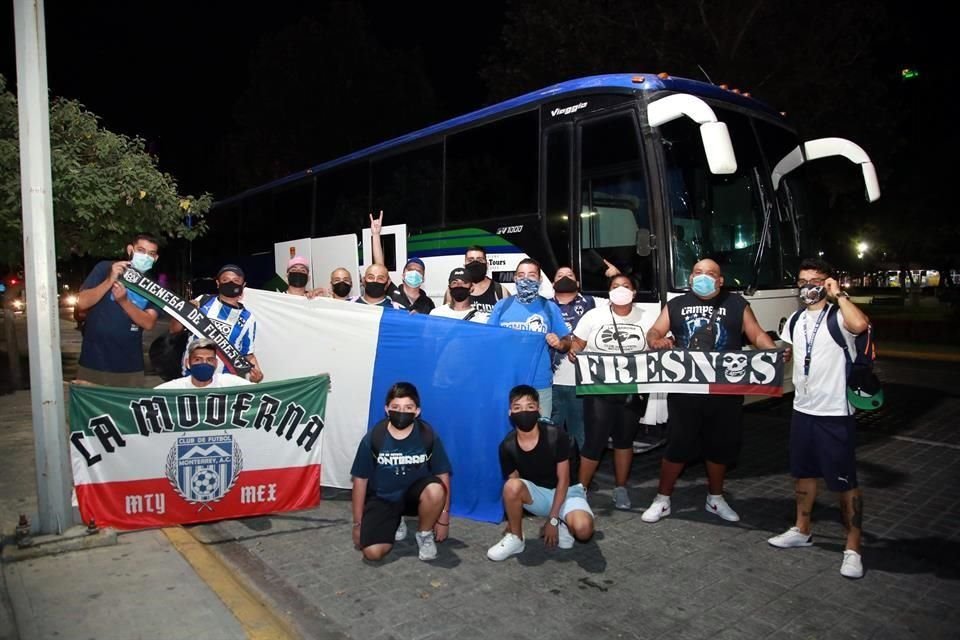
<box><xmin>856</xmin><ymin>241</ymin><xmax>869</xmax><ymax>254</ymax></box>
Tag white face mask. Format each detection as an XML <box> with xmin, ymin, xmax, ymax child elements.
<box><xmin>609</xmin><ymin>286</ymin><xmax>634</xmax><ymax>306</ymax></box>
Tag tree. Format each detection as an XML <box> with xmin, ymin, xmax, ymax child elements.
<box><xmin>0</xmin><ymin>74</ymin><xmax>211</xmax><ymax>264</ymax></box>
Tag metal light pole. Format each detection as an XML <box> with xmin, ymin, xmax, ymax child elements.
<box><xmin>13</xmin><ymin>0</ymin><xmax>74</xmax><ymax>534</ymax></box>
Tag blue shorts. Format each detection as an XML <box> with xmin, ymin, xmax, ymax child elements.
<box><xmin>520</xmin><ymin>481</ymin><xmax>594</xmax><ymax>519</ymax></box>
<box><xmin>790</xmin><ymin>411</ymin><xmax>858</xmax><ymax>492</ymax></box>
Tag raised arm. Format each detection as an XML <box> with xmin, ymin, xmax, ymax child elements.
<box><xmin>370</xmin><ymin>211</ymin><xmax>385</xmax><ymax>267</ymax></box>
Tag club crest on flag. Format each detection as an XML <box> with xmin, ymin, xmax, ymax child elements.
<box><xmin>166</xmin><ymin>434</ymin><xmax>243</xmax><ymax>511</ymax></box>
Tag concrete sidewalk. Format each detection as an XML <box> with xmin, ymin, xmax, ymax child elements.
<box><xmin>0</xmin><ymin>316</ymin><xmax>276</xmax><ymax>640</ymax></box>
<box><xmin>2</xmin><ymin>317</ymin><xmax>960</xmax><ymax>639</ymax></box>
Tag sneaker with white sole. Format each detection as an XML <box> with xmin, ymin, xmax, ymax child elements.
<box><xmin>394</xmin><ymin>519</ymin><xmax>408</xmax><ymax>542</ymax></box>
<box><xmin>487</xmin><ymin>533</ymin><xmax>525</xmax><ymax>561</ymax></box>
<box><xmin>641</xmin><ymin>494</ymin><xmax>672</xmax><ymax>523</ymax></box>
<box><xmin>557</xmin><ymin>522</ymin><xmax>575</xmax><ymax>549</ymax></box>
<box><xmin>767</xmin><ymin>527</ymin><xmax>813</xmax><ymax>548</ymax></box>
<box><xmin>705</xmin><ymin>494</ymin><xmax>740</xmax><ymax>522</ymax></box>
<box><xmin>612</xmin><ymin>486</ymin><xmax>631</xmax><ymax>510</ymax></box>
<box><xmin>840</xmin><ymin>549</ymin><xmax>864</xmax><ymax>579</ymax></box>
<box><xmin>415</xmin><ymin>530</ymin><xmax>437</xmax><ymax>561</ymax></box>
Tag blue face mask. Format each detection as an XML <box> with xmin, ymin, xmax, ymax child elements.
<box><xmin>515</xmin><ymin>277</ymin><xmax>540</xmax><ymax>303</ymax></box>
<box><xmin>131</xmin><ymin>252</ymin><xmax>155</xmax><ymax>273</ymax></box>
<box><xmin>691</xmin><ymin>274</ymin><xmax>717</xmax><ymax>297</ymax></box>
<box><xmin>189</xmin><ymin>362</ymin><xmax>216</xmax><ymax>382</ymax></box>
<box><xmin>403</xmin><ymin>270</ymin><xmax>424</xmax><ymax>288</ymax></box>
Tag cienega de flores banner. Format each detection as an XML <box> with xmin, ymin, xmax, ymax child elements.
<box><xmin>575</xmin><ymin>349</ymin><xmax>785</xmax><ymax>396</ymax></box>
<box><xmin>120</xmin><ymin>267</ymin><xmax>252</xmax><ymax>377</ymax></box>
<box><xmin>70</xmin><ymin>375</ymin><xmax>329</xmax><ymax>530</ymax></box>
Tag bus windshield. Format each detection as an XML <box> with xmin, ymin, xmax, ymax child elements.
<box><xmin>661</xmin><ymin>108</ymin><xmax>807</xmax><ymax>290</ymax></box>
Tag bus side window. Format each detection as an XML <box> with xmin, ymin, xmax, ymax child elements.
<box><xmin>371</xmin><ymin>144</ymin><xmax>443</xmax><ymax>234</ymax></box>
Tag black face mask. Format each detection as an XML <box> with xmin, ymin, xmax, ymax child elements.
<box><xmin>509</xmin><ymin>410</ymin><xmax>540</xmax><ymax>432</ymax></box>
<box><xmin>219</xmin><ymin>282</ymin><xmax>243</xmax><ymax>298</ymax></box>
<box><xmin>553</xmin><ymin>277</ymin><xmax>578</xmax><ymax>294</ymax></box>
<box><xmin>287</xmin><ymin>272</ymin><xmax>309</xmax><ymax>288</ymax></box>
<box><xmin>449</xmin><ymin>286</ymin><xmax>471</xmax><ymax>302</ymax></box>
<box><xmin>388</xmin><ymin>410</ymin><xmax>417</xmax><ymax>430</ymax></box>
<box><xmin>364</xmin><ymin>281</ymin><xmax>387</xmax><ymax>298</ymax></box>
<box><xmin>464</xmin><ymin>261</ymin><xmax>487</xmax><ymax>283</ymax></box>
<box><xmin>332</xmin><ymin>281</ymin><xmax>352</xmax><ymax>298</ymax></box>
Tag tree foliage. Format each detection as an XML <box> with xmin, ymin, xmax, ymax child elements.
<box><xmin>0</xmin><ymin>74</ymin><xmax>211</xmax><ymax>264</ymax></box>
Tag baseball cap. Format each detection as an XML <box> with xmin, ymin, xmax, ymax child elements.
<box><xmin>217</xmin><ymin>264</ymin><xmax>245</xmax><ymax>280</ymax></box>
<box><xmin>405</xmin><ymin>257</ymin><xmax>425</xmax><ymax>270</ymax></box>
<box><xmin>187</xmin><ymin>338</ymin><xmax>218</xmax><ymax>355</ymax></box>
<box><xmin>287</xmin><ymin>255</ymin><xmax>310</xmax><ymax>271</ymax></box>
<box><xmin>846</xmin><ymin>367</ymin><xmax>884</xmax><ymax>411</ymax></box>
<box><xmin>448</xmin><ymin>267</ymin><xmax>469</xmax><ymax>284</ymax></box>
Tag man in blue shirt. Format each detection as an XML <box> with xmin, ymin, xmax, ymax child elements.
<box><xmin>74</xmin><ymin>233</ymin><xmax>162</xmax><ymax>386</ymax></box>
<box><xmin>488</xmin><ymin>259</ymin><xmax>571</xmax><ymax>418</ymax></box>
<box><xmin>351</xmin><ymin>382</ymin><xmax>452</xmax><ymax>562</ymax></box>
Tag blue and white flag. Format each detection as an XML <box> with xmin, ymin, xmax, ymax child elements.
<box><xmin>241</xmin><ymin>289</ymin><xmax>546</xmax><ymax>522</ymax></box>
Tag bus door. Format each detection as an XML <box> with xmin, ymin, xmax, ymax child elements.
<box><xmin>573</xmin><ymin>110</ymin><xmax>658</xmax><ymax>302</ymax></box>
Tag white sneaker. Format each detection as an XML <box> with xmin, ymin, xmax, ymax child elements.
<box><xmin>415</xmin><ymin>531</ymin><xmax>437</xmax><ymax>561</ymax></box>
<box><xmin>767</xmin><ymin>527</ymin><xmax>813</xmax><ymax>548</ymax></box>
<box><xmin>705</xmin><ymin>494</ymin><xmax>740</xmax><ymax>522</ymax></box>
<box><xmin>840</xmin><ymin>549</ymin><xmax>864</xmax><ymax>579</ymax></box>
<box><xmin>558</xmin><ymin>521</ymin><xmax>575</xmax><ymax>550</ymax></box>
<box><xmin>394</xmin><ymin>519</ymin><xmax>407</xmax><ymax>542</ymax></box>
<box><xmin>487</xmin><ymin>533</ymin><xmax>525</xmax><ymax>561</ymax></box>
<box><xmin>612</xmin><ymin>486</ymin><xmax>631</xmax><ymax>510</ymax></box>
<box><xmin>641</xmin><ymin>494</ymin><xmax>672</xmax><ymax>523</ymax></box>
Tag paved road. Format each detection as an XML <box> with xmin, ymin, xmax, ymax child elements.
<box><xmin>188</xmin><ymin>358</ymin><xmax>960</xmax><ymax>640</ymax></box>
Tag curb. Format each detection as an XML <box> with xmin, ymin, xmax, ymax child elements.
<box><xmin>881</xmin><ymin>349</ymin><xmax>960</xmax><ymax>363</ymax></box>
<box><xmin>163</xmin><ymin>527</ymin><xmax>299</xmax><ymax>640</ymax></box>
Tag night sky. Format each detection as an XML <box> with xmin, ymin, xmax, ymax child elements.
<box><xmin>0</xmin><ymin>0</ymin><xmax>952</xmax><ymax>273</ymax></box>
<box><xmin>1</xmin><ymin>1</ymin><xmax>505</xmax><ymax>195</ymax></box>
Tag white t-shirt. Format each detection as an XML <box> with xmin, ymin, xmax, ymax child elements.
<box><xmin>562</xmin><ymin>305</ymin><xmax>653</xmax><ymax>386</ymax></box>
<box><xmin>429</xmin><ymin>305</ymin><xmax>488</xmax><ymax>323</ymax></box>
<box><xmin>155</xmin><ymin>373</ymin><xmax>253</xmax><ymax>390</ymax></box>
<box><xmin>780</xmin><ymin>306</ymin><xmax>857</xmax><ymax>416</ymax></box>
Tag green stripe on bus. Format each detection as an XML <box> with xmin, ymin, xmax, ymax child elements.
<box><xmin>407</xmin><ymin>236</ymin><xmax>514</xmax><ymax>251</ymax></box>
<box><xmin>409</xmin><ymin>228</ymin><xmax>494</xmax><ymax>241</ymax></box>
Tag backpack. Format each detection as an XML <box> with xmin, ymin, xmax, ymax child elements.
<box><xmin>788</xmin><ymin>304</ymin><xmax>881</xmax><ymax>411</ymax></box>
<box><xmin>502</xmin><ymin>420</ymin><xmax>580</xmax><ymax>484</ymax></box>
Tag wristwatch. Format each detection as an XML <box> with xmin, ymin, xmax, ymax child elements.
<box><xmin>835</xmin><ymin>290</ymin><xmax>850</xmax><ymax>298</ymax></box>
<box><xmin>548</xmin><ymin>516</ymin><xmax>560</xmax><ymax>527</ymax></box>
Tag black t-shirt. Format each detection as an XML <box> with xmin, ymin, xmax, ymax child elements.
<box><xmin>387</xmin><ymin>282</ymin><xmax>434</xmax><ymax>313</ymax></box>
<box><xmin>469</xmin><ymin>280</ymin><xmax>503</xmax><ymax>315</ymax></box>
<box><xmin>666</xmin><ymin>291</ymin><xmax>748</xmax><ymax>351</ymax></box>
<box><xmin>498</xmin><ymin>426</ymin><xmax>571</xmax><ymax>489</ymax></box>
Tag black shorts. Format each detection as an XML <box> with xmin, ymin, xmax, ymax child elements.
<box><xmin>359</xmin><ymin>476</ymin><xmax>444</xmax><ymax>548</ymax></box>
<box><xmin>790</xmin><ymin>411</ymin><xmax>858</xmax><ymax>492</ymax></box>
<box><xmin>664</xmin><ymin>394</ymin><xmax>743</xmax><ymax>465</ymax></box>
<box><xmin>581</xmin><ymin>395</ymin><xmax>644</xmax><ymax>460</ymax></box>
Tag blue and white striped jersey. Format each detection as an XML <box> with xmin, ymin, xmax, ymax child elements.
<box><xmin>182</xmin><ymin>296</ymin><xmax>258</xmax><ymax>375</ymax></box>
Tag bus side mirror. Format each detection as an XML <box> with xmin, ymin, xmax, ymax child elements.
<box><xmin>699</xmin><ymin>122</ymin><xmax>737</xmax><ymax>175</ymax></box>
<box><xmin>772</xmin><ymin>138</ymin><xmax>881</xmax><ymax>202</ymax></box>
<box><xmin>636</xmin><ymin>228</ymin><xmax>654</xmax><ymax>257</ymax></box>
<box><xmin>648</xmin><ymin>93</ymin><xmax>738</xmax><ymax>175</ymax></box>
